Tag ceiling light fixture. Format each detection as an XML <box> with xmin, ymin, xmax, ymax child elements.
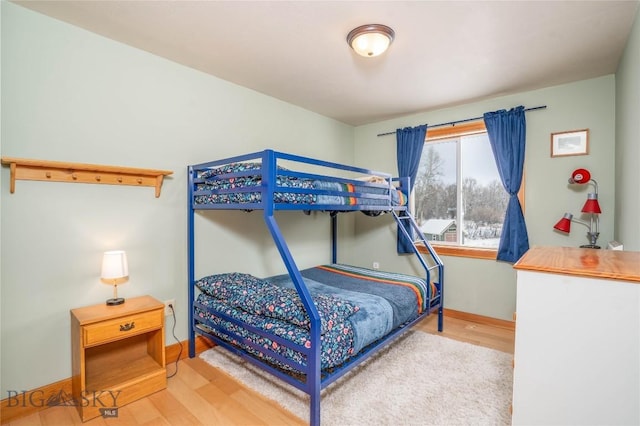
<box><xmin>347</xmin><ymin>24</ymin><xmax>395</xmax><ymax>57</ymax></box>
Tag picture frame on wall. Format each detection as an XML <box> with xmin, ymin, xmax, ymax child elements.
<box><xmin>551</xmin><ymin>129</ymin><xmax>589</xmax><ymax>157</ymax></box>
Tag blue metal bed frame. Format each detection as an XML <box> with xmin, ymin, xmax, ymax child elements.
<box><xmin>187</xmin><ymin>149</ymin><xmax>444</xmax><ymax>425</ymax></box>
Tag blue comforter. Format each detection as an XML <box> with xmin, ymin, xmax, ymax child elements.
<box><xmin>268</xmin><ymin>264</ymin><xmax>428</xmax><ymax>353</ymax></box>
<box><xmin>194</xmin><ymin>264</ymin><xmax>433</xmax><ymax>370</ymax></box>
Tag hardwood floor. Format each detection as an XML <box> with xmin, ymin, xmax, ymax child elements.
<box><xmin>8</xmin><ymin>314</ymin><xmax>514</xmax><ymax>426</ymax></box>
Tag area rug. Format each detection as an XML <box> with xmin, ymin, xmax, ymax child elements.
<box><xmin>200</xmin><ymin>330</ymin><xmax>513</xmax><ymax>425</ymax></box>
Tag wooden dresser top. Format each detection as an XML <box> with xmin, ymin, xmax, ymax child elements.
<box><xmin>514</xmin><ymin>246</ymin><xmax>640</xmax><ymax>283</ymax></box>
<box><xmin>71</xmin><ymin>295</ymin><xmax>163</xmax><ymax>325</ymax></box>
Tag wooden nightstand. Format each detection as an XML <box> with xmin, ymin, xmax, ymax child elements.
<box><xmin>71</xmin><ymin>295</ymin><xmax>166</xmax><ymax>422</ymax></box>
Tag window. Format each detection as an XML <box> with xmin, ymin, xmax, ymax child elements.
<box><xmin>413</xmin><ymin>122</ymin><xmax>520</xmax><ymax>259</ymax></box>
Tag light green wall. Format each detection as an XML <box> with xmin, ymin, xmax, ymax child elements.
<box><xmin>2</xmin><ymin>0</ymin><xmax>638</xmax><ymax>401</ymax></box>
<box><xmin>0</xmin><ymin>2</ymin><xmax>353</xmax><ymax>395</ymax></box>
<box><xmin>615</xmin><ymin>7</ymin><xmax>640</xmax><ymax>251</ymax></box>
<box><xmin>350</xmin><ymin>76</ymin><xmax>617</xmax><ymax>320</ymax></box>
<box><xmin>0</xmin><ymin>1</ymin><xmax>3</xmax><ymax>397</ymax></box>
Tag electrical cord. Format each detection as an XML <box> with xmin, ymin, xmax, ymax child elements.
<box><xmin>166</xmin><ymin>304</ymin><xmax>182</xmax><ymax>379</ymax></box>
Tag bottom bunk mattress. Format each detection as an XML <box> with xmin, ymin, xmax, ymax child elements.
<box><xmin>194</xmin><ymin>264</ymin><xmax>439</xmax><ymax>372</ymax></box>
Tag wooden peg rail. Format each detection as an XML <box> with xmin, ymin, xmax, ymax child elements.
<box><xmin>1</xmin><ymin>157</ymin><xmax>173</xmax><ymax>197</ymax></box>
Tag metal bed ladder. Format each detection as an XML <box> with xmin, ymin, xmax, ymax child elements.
<box><xmin>392</xmin><ymin>210</ymin><xmax>445</xmax><ymax>332</ymax></box>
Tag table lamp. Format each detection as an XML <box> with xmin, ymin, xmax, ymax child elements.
<box><xmin>101</xmin><ymin>250</ymin><xmax>129</xmax><ymax>305</ymax></box>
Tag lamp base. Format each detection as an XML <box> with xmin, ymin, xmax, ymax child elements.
<box><xmin>106</xmin><ymin>297</ymin><xmax>125</xmax><ymax>306</ymax></box>
<box><xmin>580</xmin><ymin>244</ymin><xmax>601</xmax><ymax>249</ymax></box>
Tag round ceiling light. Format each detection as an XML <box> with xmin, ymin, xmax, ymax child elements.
<box><xmin>347</xmin><ymin>24</ymin><xmax>395</xmax><ymax>57</ymax></box>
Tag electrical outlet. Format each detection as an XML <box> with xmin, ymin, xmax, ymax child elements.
<box><xmin>164</xmin><ymin>299</ymin><xmax>175</xmax><ymax>316</ymax></box>
<box><xmin>372</xmin><ymin>262</ymin><xmax>380</xmax><ymax>270</ymax></box>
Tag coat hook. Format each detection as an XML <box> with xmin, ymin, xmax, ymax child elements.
<box><xmin>71</xmin><ymin>173</ymin><xmax>78</xmax><ymax>180</ymax></box>
<box><xmin>137</xmin><ymin>178</ymin><xmax>142</xmax><ymax>184</ymax></box>
<box><xmin>96</xmin><ymin>175</ymin><xmax>101</xmax><ymax>182</ymax></box>
<box><xmin>117</xmin><ymin>177</ymin><xmax>123</xmax><ymax>183</ymax></box>
<box><xmin>45</xmin><ymin>172</ymin><xmax>51</xmax><ymax>178</ymax></box>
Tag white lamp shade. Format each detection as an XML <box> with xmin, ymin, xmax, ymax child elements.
<box><xmin>101</xmin><ymin>250</ymin><xmax>129</xmax><ymax>283</ymax></box>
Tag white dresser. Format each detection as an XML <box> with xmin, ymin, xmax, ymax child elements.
<box><xmin>512</xmin><ymin>246</ymin><xmax>640</xmax><ymax>425</ymax></box>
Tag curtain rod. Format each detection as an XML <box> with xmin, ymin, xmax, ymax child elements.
<box><xmin>376</xmin><ymin>105</ymin><xmax>547</xmax><ymax>137</ymax></box>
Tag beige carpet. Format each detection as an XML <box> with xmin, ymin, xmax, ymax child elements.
<box><xmin>200</xmin><ymin>330</ymin><xmax>513</xmax><ymax>425</ymax></box>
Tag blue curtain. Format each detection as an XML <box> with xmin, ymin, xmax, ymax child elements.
<box><xmin>483</xmin><ymin>106</ymin><xmax>529</xmax><ymax>263</ymax></box>
<box><xmin>396</xmin><ymin>124</ymin><xmax>427</xmax><ymax>253</ymax></box>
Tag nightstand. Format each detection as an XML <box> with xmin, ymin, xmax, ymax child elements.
<box><xmin>71</xmin><ymin>295</ymin><xmax>166</xmax><ymax>422</ymax></box>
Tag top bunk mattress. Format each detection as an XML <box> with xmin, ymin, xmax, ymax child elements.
<box><xmin>188</xmin><ymin>150</ymin><xmax>408</xmax><ymax>212</ymax></box>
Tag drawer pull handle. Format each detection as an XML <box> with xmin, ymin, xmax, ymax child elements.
<box><xmin>119</xmin><ymin>322</ymin><xmax>135</xmax><ymax>332</ymax></box>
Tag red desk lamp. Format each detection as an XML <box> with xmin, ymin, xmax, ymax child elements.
<box><xmin>553</xmin><ymin>168</ymin><xmax>601</xmax><ymax>249</ymax></box>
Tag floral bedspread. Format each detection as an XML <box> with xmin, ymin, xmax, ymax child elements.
<box><xmin>194</xmin><ymin>272</ymin><xmax>360</xmax><ymax>371</ymax></box>
<box><xmin>193</xmin><ymin>162</ymin><xmax>405</xmax><ymax>206</ymax></box>
<box><xmin>193</xmin><ymin>264</ymin><xmax>437</xmax><ymax>371</ymax></box>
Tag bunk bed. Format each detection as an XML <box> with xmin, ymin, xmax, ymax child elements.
<box><xmin>187</xmin><ymin>150</ymin><xmax>444</xmax><ymax>425</ymax></box>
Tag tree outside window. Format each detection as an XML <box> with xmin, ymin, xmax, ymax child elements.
<box><xmin>414</xmin><ymin>128</ymin><xmax>509</xmax><ymax>250</ymax></box>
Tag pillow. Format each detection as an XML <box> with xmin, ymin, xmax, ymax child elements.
<box><xmin>243</xmin><ymin>286</ymin><xmax>359</xmax><ymax>334</ymax></box>
<box><xmin>195</xmin><ymin>272</ymin><xmax>270</xmax><ymax>305</ymax></box>
<box><xmin>356</xmin><ymin>175</ymin><xmax>388</xmax><ymax>184</ymax></box>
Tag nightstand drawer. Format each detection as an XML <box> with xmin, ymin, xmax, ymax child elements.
<box><xmin>83</xmin><ymin>309</ymin><xmax>162</xmax><ymax>347</ymax></box>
